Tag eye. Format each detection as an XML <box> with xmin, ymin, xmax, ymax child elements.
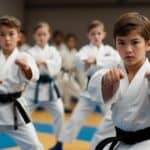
<box><xmin>91</xmin><ymin>32</ymin><xmax>96</xmax><ymax>36</ymax></box>
<box><xmin>117</xmin><ymin>41</ymin><xmax>125</xmax><ymax>45</ymax></box>
<box><xmin>9</xmin><ymin>32</ymin><xmax>15</xmax><ymax>36</ymax></box>
<box><xmin>97</xmin><ymin>32</ymin><xmax>101</xmax><ymax>36</ymax></box>
<box><xmin>0</xmin><ymin>32</ymin><xmax>5</xmax><ymax>36</ymax></box>
<box><xmin>132</xmin><ymin>40</ymin><xmax>140</xmax><ymax>45</ymax></box>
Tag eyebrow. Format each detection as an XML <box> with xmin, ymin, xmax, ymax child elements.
<box><xmin>116</xmin><ymin>38</ymin><xmax>140</xmax><ymax>42</ymax></box>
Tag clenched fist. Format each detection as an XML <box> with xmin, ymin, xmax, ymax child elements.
<box><xmin>103</xmin><ymin>68</ymin><xmax>124</xmax><ymax>87</ymax></box>
<box><xmin>15</xmin><ymin>58</ymin><xmax>32</xmax><ymax>80</ymax></box>
<box><xmin>145</xmin><ymin>71</ymin><xmax>150</xmax><ymax>80</ymax></box>
<box><xmin>15</xmin><ymin>58</ymin><xmax>30</xmax><ymax>71</ymax></box>
<box><xmin>102</xmin><ymin>68</ymin><xmax>124</xmax><ymax>101</ymax></box>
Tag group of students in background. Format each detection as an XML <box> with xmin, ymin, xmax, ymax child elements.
<box><xmin>0</xmin><ymin>11</ymin><xmax>150</xmax><ymax>150</ymax></box>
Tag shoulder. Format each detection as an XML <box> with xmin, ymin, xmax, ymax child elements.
<box><xmin>78</xmin><ymin>44</ymin><xmax>90</xmax><ymax>53</ymax></box>
<box><xmin>27</xmin><ymin>46</ymin><xmax>36</xmax><ymax>54</ymax></box>
<box><xmin>103</xmin><ymin>44</ymin><xmax>119</xmax><ymax>55</ymax></box>
<box><xmin>104</xmin><ymin>44</ymin><xmax>115</xmax><ymax>51</ymax></box>
<box><xmin>48</xmin><ymin>45</ymin><xmax>59</xmax><ymax>53</ymax></box>
<box><xmin>17</xmin><ymin>51</ymin><xmax>34</xmax><ymax>60</ymax></box>
<box><xmin>80</xmin><ymin>44</ymin><xmax>90</xmax><ymax>50</ymax></box>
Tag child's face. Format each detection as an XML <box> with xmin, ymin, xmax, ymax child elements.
<box><xmin>116</xmin><ymin>30</ymin><xmax>150</xmax><ymax>69</ymax></box>
<box><xmin>88</xmin><ymin>26</ymin><xmax>106</xmax><ymax>47</ymax></box>
<box><xmin>54</xmin><ymin>35</ymin><xmax>64</xmax><ymax>45</ymax></box>
<box><xmin>0</xmin><ymin>26</ymin><xmax>19</xmax><ymax>52</ymax></box>
<box><xmin>34</xmin><ymin>26</ymin><xmax>50</xmax><ymax>48</ymax></box>
<box><xmin>18</xmin><ymin>32</ymin><xmax>26</xmax><ymax>46</ymax></box>
<box><xmin>66</xmin><ymin>37</ymin><xmax>77</xmax><ymax>50</ymax></box>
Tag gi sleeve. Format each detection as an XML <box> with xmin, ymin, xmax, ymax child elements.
<box><xmin>87</xmin><ymin>69</ymin><xmax>109</xmax><ymax>105</ymax></box>
<box><xmin>18</xmin><ymin>53</ymin><xmax>39</xmax><ymax>83</ymax></box>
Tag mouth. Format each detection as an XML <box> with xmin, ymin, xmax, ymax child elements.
<box><xmin>124</xmin><ymin>56</ymin><xmax>134</xmax><ymax>61</ymax></box>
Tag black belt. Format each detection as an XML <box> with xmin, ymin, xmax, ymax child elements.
<box><xmin>61</xmin><ymin>67</ymin><xmax>70</xmax><ymax>73</ymax></box>
<box><xmin>95</xmin><ymin>126</ymin><xmax>150</xmax><ymax>150</ymax></box>
<box><xmin>0</xmin><ymin>92</ymin><xmax>31</xmax><ymax>130</ymax></box>
<box><xmin>34</xmin><ymin>74</ymin><xmax>61</xmax><ymax>103</ymax></box>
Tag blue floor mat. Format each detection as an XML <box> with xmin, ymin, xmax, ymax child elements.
<box><xmin>0</xmin><ymin>122</ymin><xmax>96</xmax><ymax>148</ymax></box>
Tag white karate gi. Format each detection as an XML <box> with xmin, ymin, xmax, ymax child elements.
<box><xmin>57</xmin><ymin>46</ymin><xmax>84</xmax><ymax>109</ymax></box>
<box><xmin>58</xmin><ymin>43</ymin><xmax>120</xmax><ymax>144</ymax></box>
<box><xmin>18</xmin><ymin>43</ymin><xmax>30</xmax><ymax>52</ymax></box>
<box><xmin>53</xmin><ymin>43</ymin><xmax>66</xmax><ymax>52</ymax></box>
<box><xmin>88</xmin><ymin>59</ymin><xmax>150</xmax><ymax>150</ymax></box>
<box><xmin>0</xmin><ymin>48</ymin><xmax>43</xmax><ymax>150</ymax></box>
<box><xmin>23</xmin><ymin>44</ymin><xmax>64</xmax><ymax>138</ymax></box>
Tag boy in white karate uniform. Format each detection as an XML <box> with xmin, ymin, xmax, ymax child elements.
<box><xmin>18</xmin><ymin>30</ymin><xmax>30</xmax><ymax>52</ymax></box>
<box><xmin>50</xmin><ymin>20</ymin><xmax>120</xmax><ymax>150</ymax></box>
<box><xmin>57</xmin><ymin>33</ymin><xmax>84</xmax><ymax>112</ymax></box>
<box><xmin>52</xmin><ymin>30</ymin><xmax>66</xmax><ymax>52</ymax></box>
<box><xmin>0</xmin><ymin>16</ymin><xmax>43</xmax><ymax>149</ymax></box>
<box><xmin>89</xmin><ymin>12</ymin><xmax>150</xmax><ymax>150</ymax></box>
<box><xmin>23</xmin><ymin>22</ymin><xmax>64</xmax><ymax>147</ymax></box>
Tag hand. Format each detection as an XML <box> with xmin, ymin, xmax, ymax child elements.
<box><xmin>145</xmin><ymin>71</ymin><xmax>150</xmax><ymax>80</ymax></box>
<box><xmin>103</xmin><ymin>68</ymin><xmax>124</xmax><ymax>87</ymax></box>
<box><xmin>0</xmin><ymin>80</ymin><xmax>3</xmax><ymax>84</ymax></box>
<box><xmin>83</xmin><ymin>57</ymin><xmax>96</xmax><ymax>65</ymax></box>
<box><xmin>15</xmin><ymin>58</ymin><xmax>30</xmax><ymax>71</ymax></box>
<box><xmin>15</xmin><ymin>58</ymin><xmax>32</xmax><ymax>80</ymax></box>
<box><xmin>36</xmin><ymin>60</ymin><xmax>46</xmax><ymax>66</ymax></box>
<box><xmin>102</xmin><ymin>68</ymin><xmax>124</xmax><ymax>101</ymax></box>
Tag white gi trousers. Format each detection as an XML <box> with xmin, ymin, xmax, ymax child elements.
<box><xmin>31</xmin><ymin>99</ymin><xmax>64</xmax><ymax>138</ymax></box>
<box><xmin>0</xmin><ymin>123</ymin><xmax>43</xmax><ymax>150</ymax></box>
<box><xmin>58</xmin><ymin>97</ymin><xmax>98</xmax><ymax>143</ymax></box>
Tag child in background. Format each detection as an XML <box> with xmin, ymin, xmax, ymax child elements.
<box><xmin>57</xmin><ymin>33</ymin><xmax>85</xmax><ymax>113</ymax></box>
<box><xmin>0</xmin><ymin>16</ymin><xmax>43</xmax><ymax>149</ymax></box>
<box><xmin>52</xmin><ymin>30</ymin><xmax>66</xmax><ymax>52</ymax></box>
<box><xmin>23</xmin><ymin>22</ymin><xmax>64</xmax><ymax>148</ymax></box>
<box><xmin>50</xmin><ymin>20</ymin><xmax>120</xmax><ymax>150</ymax></box>
<box><xmin>18</xmin><ymin>30</ymin><xmax>30</xmax><ymax>52</ymax></box>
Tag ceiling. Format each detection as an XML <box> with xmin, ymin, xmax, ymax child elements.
<box><xmin>25</xmin><ymin>0</ymin><xmax>150</xmax><ymax>6</ymax></box>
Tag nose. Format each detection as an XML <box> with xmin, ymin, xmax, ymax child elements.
<box><xmin>5</xmin><ymin>35</ymin><xmax>10</xmax><ymax>41</ymax></box>
<box><xmin>125</xmin><ymin>44</ymin><xmax>133</xmax><ymax>53</ymax></box>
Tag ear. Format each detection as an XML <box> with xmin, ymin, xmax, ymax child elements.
<box><xmin>17</xmin><ymin>31</ymin><xmax>21</xmax><ymax>43</ymax></box>
<box><xmin>146</xmin><ymin>40</ymin><xmax>150</xmax><ymax>52</ymax></box>
<box><xmin>103</xmin><ymin>31</ymin><xmax>107</xmax><ymax>39</ymax></box>
<box><xmin>48</xmin><ymin>33</ymin><xmax>51</xmax><ymax>40</ymax></box>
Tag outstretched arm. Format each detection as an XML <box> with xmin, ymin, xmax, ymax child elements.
<box><xmin>102</xmin><ymin>68</ymin><xmax>124</xmax><ymax>102</ymax></box>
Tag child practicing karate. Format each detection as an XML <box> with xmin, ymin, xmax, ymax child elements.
<box><xmin>0</xmin><ymin>16</ymin><xmax>43</xmax><ymax>149</ymax></box>
<box><xmin>23</xmin><ymin>22</ymin><xmax>64</xmax><ymax>148</ymax></box>
<box><xmin>89</xmin><ymin>12</ymin><xmax>150</xmax><ymax>150</ymax></box>
<box><xmin>50</xmin><ymin>20</ymin><xmax>120</xmax><ymax>150</ymax></box>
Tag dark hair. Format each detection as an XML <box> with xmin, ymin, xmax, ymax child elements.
<box><xmin>33</xmin><ymin>22</ymin><xmax>51</xmax><ymax>33</ymax></box>
<box><xmin>113</xmin><ymin>12</ymin><xmax>150</xmax><ymax>41</ymax></box>
<box><xmin>87</xmin><ymin>20</ymin><xmax>105</xmax><ymax>33</ymax></box>
<box><xmin>65</xmin><ymin>33</ymin><xmax>78</xmax><ymax>42</ymax></box>
<box><xmin>53</xmin><ymin>30</ymin><xmax>64</xmax><ymax>39</ymax></box>
<box><xmin>0</xmin><ymin>15</ymin><xmax>21</xmax><ymax>32</ymax></box>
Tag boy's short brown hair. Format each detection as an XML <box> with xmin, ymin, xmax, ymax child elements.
<box><xmin>113</xmin><ymin>12</ymin><xmax>150</xmax><ymax>41</ymax></box>
<box><xmin>65</xmin><ymin>33</ymin><xmax>78</xmax><ymax>42</ymax></box>
<box><xmin>33</xmin><ymin>22</ymin><xmax>51</xmax><ymax>33</ymax></box>
<box><xmin>87</xmin><ymin>20</ymin><xmax>105</xmax><ymax>33</ymax></box>
<box><xmin>0</xmin><ymin>15</ymin><xmax>21</xmax><ymax>32</ymax></box>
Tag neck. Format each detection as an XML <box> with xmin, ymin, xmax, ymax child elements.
<box><xmin>94</xmin><ymin>43</ymin><xmax>101</xmax><ymax>48</ymax></box>
<box><xmin>126</xmin><ymin>59</ymin><xmax>145</xmax><ymax>74</ymax></box>
<box><xmin>38</xmin><ymin>44</ymin><xmax>46</xmax><ymax>49</ymax></box>
<box><xmin>3</xmin><ymin>49</ymin><xmax>14</xmax><ymax>59</ymax></box>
